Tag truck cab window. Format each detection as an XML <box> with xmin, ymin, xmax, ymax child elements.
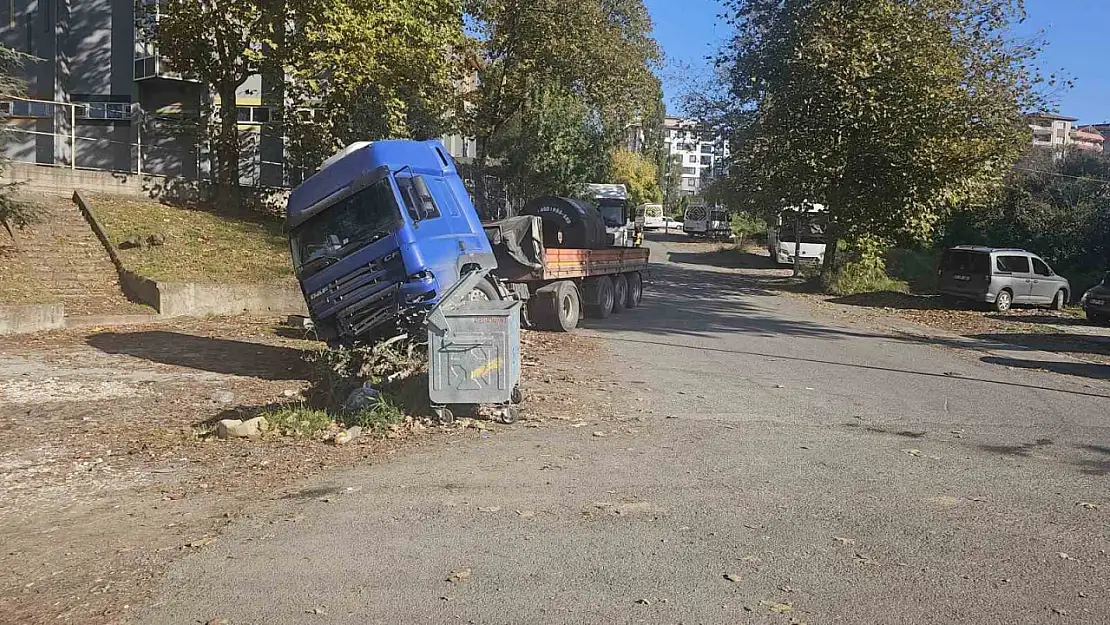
<box><xmin>396</xmin><ymin>176</ymin><xmax>442</xmax><ymax>222</ymax></box>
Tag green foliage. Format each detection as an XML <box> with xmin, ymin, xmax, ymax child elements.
<box><xmin>488</xmin><ymin>86</ymin><xmax>610</xmax><ymax>200</ymax></box>
<box><xmin>0</xmin><ymin>47</ymin><xmax>36</xmax><ymax>240</ymax></box>
<box><xmin>348</xmin><ymin>394</ymin><xmax>406</xmax><ymax>431</ymax></box>
<box><xmin>943</xmin><ymin>150</ymin><xmax>1110</xmax><ymax>295</ymax></box>
<box><xmin>825</xmin><ymin>237</ymin><xmax>909</xmax><ymax>296</ymax></box>
<box><xmin>304</xmin><ymin>338</ymin><xmax>426</xmax><ymax>412</ymax></box>
<box><xmin>730</xmin><ymin>211</ymin><xmax>766</xmax><ymax>239</ymax></box>
<box><xmin>886</xmin><ymin>247</ymin><xmax>941</xmax><ymax>294</ymax></box>
<box><xmin>465</xmin><ymin>0</ymin><xmax>662</xmax><ymax>215</ymax></box>
<box><xmin>609</xmin><ymin>149</ymin><xmax>662</xmax><ymax>207</ymax></box>
<box><xmin>262</xmin><ymin>404</ymin><xmax>335</xmax><ymax>438</ymax></box>
<box><xmin>284</xmin><ymin>0</ymin><xmax>465</xmax><ymax>170</ymax></box>
<box><xmin>713</xmin><ymin>0</ymin><xmax>1048</xmax><ymax>273</ymax></box>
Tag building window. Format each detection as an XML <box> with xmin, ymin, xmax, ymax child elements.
<box><xmin>682</xmin><ymin>167</ymin><xmax>696</xmax><ymax>176</ymax></box>
<box><xmin>700</xmin><ymin>144</ymin><xmax>713</xmax><ymax>153</ymax></box>
<box><xmin>237</xmin><ymin>106</ymin><xmax>273</xmax><ymax>124</ymax></box>
<box><xmin>1</xmin><ymin>100</ymin><xmax>54</xmax><ymax>118</ymax></box>
<box><xmin>700</xmin><ymin>155</ymin><xmax>712</xmax><ymax>165</ymax></box>
<box><xmin>76</xmin><ymin>102</ymin><xmax>133</xmax><ymax>120</ymax></box>
<box><xmin>687</xmin><ymin>154</ymin><xmax>696</xmax><ymax>163</ymax></box>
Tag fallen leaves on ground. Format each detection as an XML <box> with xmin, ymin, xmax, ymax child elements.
<box><xmin>759</xmin><ymin>600</ymin><xmax>794</xmax><ymax>613</ymax></box>
<box><xmin>447</xmin><ymin>568</ymin><xmax>472</xmax><ymax>583</ymax></box>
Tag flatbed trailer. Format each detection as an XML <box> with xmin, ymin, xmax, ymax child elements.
<box><xmin>485</xmin><ymin>218</ymin><xmax>649</xmax><ymax>332</ymax></box>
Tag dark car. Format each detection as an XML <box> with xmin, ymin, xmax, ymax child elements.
<box><xmin>1080</xmin><ymin>273</ymin><xmax>1110</xmax><ymax>325</ymax></box>
<box><xmin>938</xmin><ymin>246</ymin><xmax>1071</xmax><ymax>313</ymax></box>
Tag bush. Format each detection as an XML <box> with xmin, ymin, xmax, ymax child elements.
<box><xmin>730</xmin><ymin>211</ymin><xmax>767</xmax><ymax>247</ymax></box>
<box><xmin>824</xmin><ymin>236</ymin><xmax>909</xmax><ymax>296</ymax></box>
<box><xmin>886</xmin><ymin>247</ymin><xmax>940</xmax><ymax>294</ymax></box>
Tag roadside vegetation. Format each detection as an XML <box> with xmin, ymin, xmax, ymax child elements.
<box><xmin>87</xmin><ymin>194</ymin><xmax>292</xmax><ymax>284</ymax></box>
<box><xmin>696</xmin><ymin>0</ymin><xmax>1090</xmax><ymax>298</ymax></box>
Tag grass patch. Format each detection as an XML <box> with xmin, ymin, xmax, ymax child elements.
<box><xmin>348</xmin><ymin>394</ymin><xmax>406</xmax><ymax>431</ymax></box>
<box><xmin>0</xmin><ymin>244</ymin><xmax>56</xmax><ymax>305</ymax></box>
<box><xmin>260</xmin><ymin>403</ymin><xmax>335</xmax><ymax>438</ymax></box>
<box><xmin>86</xmin><ymin>193</ymin><xmax>293</xmax><ymax>283</ymax></box>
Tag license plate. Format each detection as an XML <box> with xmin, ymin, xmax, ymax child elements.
<box><xmin>954</xmin><ymin>274</ymin><xmax>971</xmax><ymax>282</ymax></box>
<box><xmin>1092</xmin><ymin>299</ymin><xmax>1106</xmax><ymax>306</ymax></box>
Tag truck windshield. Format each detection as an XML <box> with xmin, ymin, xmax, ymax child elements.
<box><xmin>291</xmin><ymin>178</ymin><xmax>402</xmax><ymax>275</ymax></box>
<box><xmin>598</xmin><ymin>200</ymin><xmax>625</xmax><ymax>227</ymax></box>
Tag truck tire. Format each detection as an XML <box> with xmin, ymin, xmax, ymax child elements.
<box><xmin>611</xmin><ymin>274</ymin><xmax>628</xmax><ymax>313</ymax></box>
<box><xmin>468</xmin><ymin>277</ymin><xmax>501</xmax><ymax>302</ymax></box>
<box><xmin>584</xmin><ymin>276</ymin><xmax>615</xmax><ymax>319</ymax></box>
<box><xmin>534</xmin><ymin>280</ymin><xmax>580</xmax><ymax>332</ymax></box>
<box><xmin>624</xmin><ymin>271</ymin><xmax>643</xmax><ymax>309</ymax></box>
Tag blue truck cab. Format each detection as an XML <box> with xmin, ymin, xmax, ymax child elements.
<box><xmin>286</xmin><ymin>139</ymin><xmax>496</xmax><ymax>344</ymax></box>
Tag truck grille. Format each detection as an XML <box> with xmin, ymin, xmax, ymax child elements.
<box><xmin>310</xmin><ymin>253</ymin><xmax>406</xmax><ymax>338</ymax></box>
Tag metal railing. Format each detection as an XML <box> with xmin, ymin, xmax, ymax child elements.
<box><xmin>1</xmin><ymin>96</ymin><xmax>287</xmax><ymax>188</ymax></box>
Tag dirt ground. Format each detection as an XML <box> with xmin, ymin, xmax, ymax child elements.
<box><xmin>0</xmin><ymin>317</ymin><xmax>601</xmax><ymax>625</ymax></box>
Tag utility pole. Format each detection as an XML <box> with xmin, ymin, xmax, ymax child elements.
<box><xmin>792</xmin><ymin>211</ymin><xmax>803</xmax><ymax>279</ymax></box>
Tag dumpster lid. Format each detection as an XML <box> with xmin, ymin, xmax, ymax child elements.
<box><xmin>426</xmin><ymin>268</ymin><xmax>491</xmax><ymax>333</ymax></box>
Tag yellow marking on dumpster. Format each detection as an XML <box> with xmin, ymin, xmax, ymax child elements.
<box><xmin>470</xmin><ymin>358</ymin><xmax>501</xmax><ymax>380</ymax></box>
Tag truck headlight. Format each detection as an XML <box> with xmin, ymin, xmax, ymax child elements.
<box><xmin>409</xmin><ymin>270</ymin><xmax>434</xmax><ymax>282</ymax></box>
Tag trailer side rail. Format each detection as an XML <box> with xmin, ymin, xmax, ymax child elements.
<box><xmin>541</xmin><ymin>248</ymin><xmax>649</xmax><ymax>281</ymax></box>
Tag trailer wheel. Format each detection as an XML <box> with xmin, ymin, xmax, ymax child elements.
<box><xmin>534</xmin><ymin>280</ymin><xmax>580</xmax><ymax>332</ymax></box>
<box><xmin>624</xmin><ymin>271</ymin><xmax>643</xmax><ymax>308</ymax></box>
<box><xmin>611</xmin><ymin>273</ymin><xmax>628</xmax><ymax>313</ymax></box>
<box><xmin>584</xmin><ymin>276</ymin><xmax>614</xmax><ymax>319</ymax></box>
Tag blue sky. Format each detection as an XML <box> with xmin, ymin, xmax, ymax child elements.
<box><xmin>646</xmin><ymin>0</ymin><xmax>1110</xmax><ymax>124</ymax></box>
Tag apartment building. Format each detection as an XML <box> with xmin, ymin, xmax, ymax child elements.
<box><xmin>1028</xmin><ymin>112</ymin><xmax>1104</xmax><ymax>153</ymax></box>
<box><xmin>0</xmin><ymin>0</ymin><xmax>288</xmax><ymax>187</ymax></box>
<box><xmin>662</xmin><ymin>116</ymin><xmax>727</xmax><ymax>197</ymax></box>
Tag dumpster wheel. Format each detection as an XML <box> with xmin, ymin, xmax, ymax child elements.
<box><xmin>433</xmin><ymin>406</ymin><xmax>455</xmax><ymax>425</ymax></box>
<box><xmin>498</xmin><ymin>406</ymin><xmax>520</xmax><ymax>425</ymax></box>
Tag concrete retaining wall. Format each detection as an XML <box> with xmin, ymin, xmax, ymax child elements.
<box><xmin>157</xmin><ymin>282</ymin><xmax>307</xmax><ymax>318</ymax></box>
<box><xmin>0</xmin><ymin>303</ymin><xmax>65</xmax><ymax>335</ymax></box>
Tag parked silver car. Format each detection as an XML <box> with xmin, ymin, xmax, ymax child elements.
<box><xmin>938</xmin><ymin>246</ymin><xmax>1071</xmax><ymax>313</ymax></box>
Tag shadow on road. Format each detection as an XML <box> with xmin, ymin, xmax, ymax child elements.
<box><xmin>1075</xmin><ymin>445</ymin><xmax>1110</xmax><ymax>476</ymax></box>
<box><xmin>971</xmin><ymin>333</ymin><xmax>1110</xmax><ymax>358</ymax></box>
<box><xmin>978</xmin><ymin>438</ymin><xmax>1055</xmax><ymax>457</ymax></box>
<box><xmin>589</xmin><ymin>334</ymin><xmax>1110</xmax><ymax>400</ymax></box>
<box><xmin>666</xmin><ymin>248</ymin><xmax>783</xmax><ymax>271</ymax></box>
<box><xmin>979</xmin><ymin>355</ymin><xmax>1110</xmax><ymax>381</ymax></box>
<box><xmin>829</xmin><ymin>291</ymin><xmax>948</xmax><ymax>311</ymax></box>
<box><xmin>87</xmin><ymin>331</ymin><xmax>308</xmax><ymax>380</ymax></box>
<box><xmin>588</xmin><ymin>261</ymin><xmax>882</xmax><ymax>341</ymax></box>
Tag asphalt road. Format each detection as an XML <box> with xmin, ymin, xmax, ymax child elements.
<box><xmin>137</xmin><ymin>235</ymin><xmax>1110</xmax><ymax>625</ymax></box>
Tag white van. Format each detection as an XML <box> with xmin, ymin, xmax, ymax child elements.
<box><xmin>639</xmin><ymin>203</ymin><xmax>665</xmax><ymax>229</ymax></box>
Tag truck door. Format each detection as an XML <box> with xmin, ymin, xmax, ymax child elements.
<box><xmin>396</xmin><ymin>174</ymin><xmax>461</xmax><ymax>285</ymax></box>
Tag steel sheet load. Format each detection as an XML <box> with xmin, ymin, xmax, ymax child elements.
<box><xmin>520</xmin><ymin>196</ymin><xmax>608</xmax><ymax>250</ymax></box>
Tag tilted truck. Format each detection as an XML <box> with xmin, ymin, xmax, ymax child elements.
<box><xmin>285</xmin><ymin>139</ymin><xmax>648</xmax><ymax>345</ymax></box>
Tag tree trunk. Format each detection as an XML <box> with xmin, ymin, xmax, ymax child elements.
<box><xmin>215</xmin><ymin>84</ymin><xmax>242</xmax><ymax>211</ymax></box>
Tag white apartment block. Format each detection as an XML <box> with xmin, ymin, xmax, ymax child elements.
<box><xmin>663</xmin><ymin>116</ymin><xmax>728</xmax><ymax>197</ymax></box>
<box><xmin>1028</xmin><ymin>112</ymin><xmax>1104</xmax><ymax>153</ymax></box>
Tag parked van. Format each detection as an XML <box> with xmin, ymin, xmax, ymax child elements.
<box><xmin>938</xmin><ymin>246</ymin><xmax>1070</xmax><ymax>312</ymax></box>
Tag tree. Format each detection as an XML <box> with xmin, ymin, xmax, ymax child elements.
<box><xmin>660</xmin><ymin>153</ymin><xmax>684</xmax><ymax>216</ymax></box>
<box><xmin>609</xmin><ymin>149</ymin><xmax>662</xmax><ymax>207</ymax></box>
<box><xmin>714</xmin><ymin>0</ymin><xmax>1048</xmax><ymax>278</ymax></box>
<box><xmin>152</xmin><ymin>0</ymin><xmax>281</xmax><ymax>210</ymax></box>
<box><xmin>0</xmin><ymin>47</ymin><xmax>36</xmax><ymax>241</ymax></box>
<box><xmin>464</xmin><ymin>0</ymin><xmax>662</xmax><ymax>216</ymax></box>
<box><xmin>283</xmin><ymin>0</ymin><xmax>465</xmax><ymax>172</ymax></box>
<box><xmin>486</xmin><ymin>85</ymin><xmax>610</xmax><ymax>204</ymax></box>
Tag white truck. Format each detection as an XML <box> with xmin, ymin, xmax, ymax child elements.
<box><xmin>768</xmin><ymin>203</ymin><xmax>828</xmax><ymax>266</ymax></box>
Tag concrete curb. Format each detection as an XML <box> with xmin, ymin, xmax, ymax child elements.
<box><xmin>0</xmin><ymin>303</ymin><xmax>65</xmax><ymax>335</ymax></box>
